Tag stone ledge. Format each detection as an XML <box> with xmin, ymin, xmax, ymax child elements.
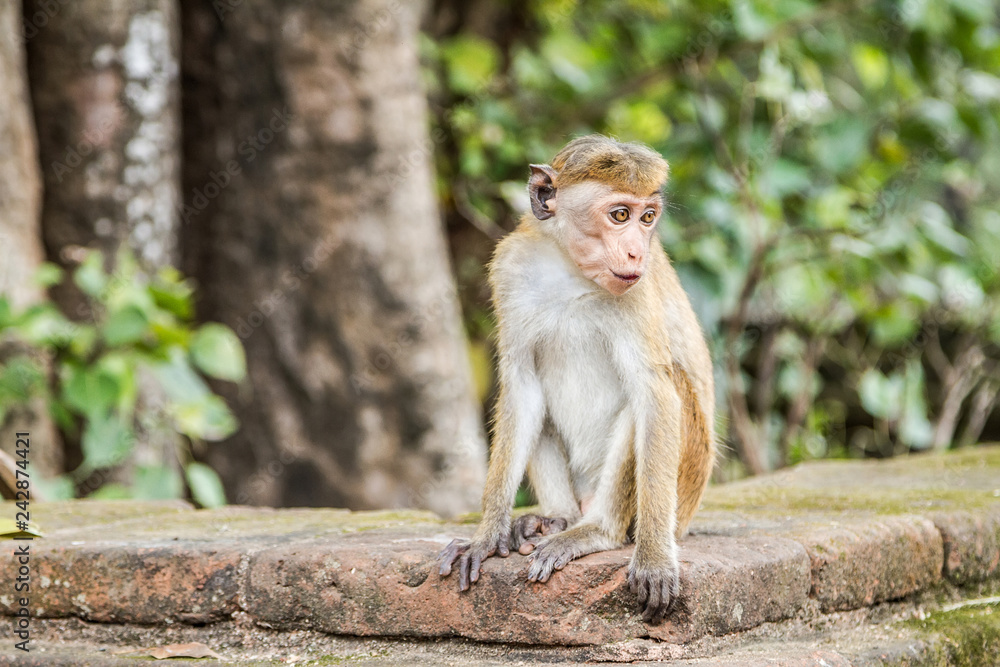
<box><xmin>244</xmin><ymin>532</ymin><xmax>809</xmax><ymax>645</ymax></box>
<box><xmin>1</xmin><ymin>445</ymin><xmax>999</xmax><ymax>648</ymax></box>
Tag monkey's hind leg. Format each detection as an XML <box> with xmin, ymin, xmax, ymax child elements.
<box><xmin>514</xmin><ymin>422</ymin><xmax>581</xmax><ymax>555</ymax></box>
<box><xmin>527</xmin><ymin>423</ymin><xmax>636</xmax><ymax>583</ymax></box>
<box><xmin>673</xmin><ymin>364</ymin><xmax>714</xmax><ymax>537</ymax></box>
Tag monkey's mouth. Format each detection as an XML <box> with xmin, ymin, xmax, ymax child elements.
<box><xmin>612</xmin><ymin>271</ymin><xmax>641</xmax><ymax>285</ymax></box>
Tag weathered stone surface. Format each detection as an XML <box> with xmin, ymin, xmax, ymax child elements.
<box><xmin>797</xmin><ymin>516</ymin><xmax>943</xmax><ymax>612</ymax></box>
<box><xmin>245</xmin><ymin>530</ymin><xmax>809</xmax><ymax>645</ymax></box>
<box><xmin>2</xmin><ymin>446</ymin><xmax>999</xmax><ymax>650</ymax></box>
<box><xmin>0</xmin><ymin>542</ymin><xmax>241</xmax><ymax>624</ymax></box>
<box><xmin>931</xmin><ymin>508</ymin><xmax>1000</xmax><ymax>584</ymax></box>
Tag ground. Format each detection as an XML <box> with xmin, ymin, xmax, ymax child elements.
<box><xmin>2</xmin><ymin>446</ymin><xmax>999</xmax><ymax>665</ymax></box>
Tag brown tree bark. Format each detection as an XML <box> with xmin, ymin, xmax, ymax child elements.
<box><xmin>180</xmin><ymin>0</ymin><xmax>486</xmax><ymax>515</ymax></box>
<box><xmin>25</xmin><ymin>0</ymin><xmax>181</xmax><ymax>306</ymax></box>
<box><xmin>23</xmin><ymin>0</ymin><xmax>182</xmax><ymax>483</ymax></box>
<box><xmin>0</xmin><ymin>2</ymin><xmax>61</xmax><ymax>478</ymax></box>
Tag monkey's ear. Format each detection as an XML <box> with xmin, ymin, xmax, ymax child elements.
<box><xmin>528</xmin><ymin>164</ymin><xmax>558</xmax><ymax>220</ymax></box>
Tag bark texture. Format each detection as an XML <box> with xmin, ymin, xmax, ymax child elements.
<box><xmin>0</xmin><ymin>1</ymin><xmax>60</xmax><ymax>476</ymax></box>
<box><xmin>180</xmin><ymin>0</ymin><xmax>486</xmax><ymax>515</ymax></box>
<box><xmin>25</xmin><ymin>0</ymin><xmax>181</xmax><ymax>305</ymax></box>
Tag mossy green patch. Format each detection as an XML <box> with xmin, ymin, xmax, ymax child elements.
<box><xmin>703</xmin><ymin>486</ymin><xmax>999</xmax><ymax>516</ymax></box>
<box><xmin>903</xmin><ymin>600</ymin><xmax>1000</xmax><ymax>667</ymax></box>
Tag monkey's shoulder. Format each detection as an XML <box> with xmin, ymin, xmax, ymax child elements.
<box><xmin>490</xmin><ymin>231</ymin><xmax>594</xmax><ymax>306</ymax></box>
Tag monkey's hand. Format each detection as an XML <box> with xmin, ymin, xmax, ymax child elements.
<box><xmin>627</xmin><ymin>559</ymin><xmax>681</xmax><ymax>624</ymax></box>
<box><xmin>437</xmin><ymin>532</ymin><xmax>510</xmax><ymax>592</ymax></box>
<box><xmin>510</xmin><ymin>514</ymin><xmax>569</xmax><ymax>555</ymax></box>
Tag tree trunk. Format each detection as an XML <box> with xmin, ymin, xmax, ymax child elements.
<box><xmin>25</xmin><ymin>0</ymin><xmax>181</xmax><ymax>307</ymax></box>
<box><xmin>24</xmin><ymin>0</ymin><xmax>182</xmax><ymax>480</ymax></box>
<box><xmin>180</xmin><ymin>0</ymin><xmax>486</xmax><ymax>515</ymax></box>
<box><xmin>0</xmin><ymin>1</ymin><xmax>61</xmax><ymax>478</ymax></box>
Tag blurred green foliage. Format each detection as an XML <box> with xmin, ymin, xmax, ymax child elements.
<box><xmin>424</xmin><ymin>0</ymin><xmax>1000</xmax><ymax>475</ymax></box>
<box><xmin>0</xmin><ymin>250</ymin><xmax>244</xmax><ymax>505</ymax></box>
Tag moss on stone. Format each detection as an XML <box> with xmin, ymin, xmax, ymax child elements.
<box><xmin>703</xmin><ymin>487</ymin><xmax>999</xmax><ymax>516</ymax></box>
<box><xmin>903</xmin><ymin>601</ymin><xmax>1000</xmax><ymax>667</ymax></box>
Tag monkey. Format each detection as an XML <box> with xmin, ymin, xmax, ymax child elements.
<box><xmin>438</xmin><ymin>134</ymin><xmax>715</xmax><ymax>624</ymax></box>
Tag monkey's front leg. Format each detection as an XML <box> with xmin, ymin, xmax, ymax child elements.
<box><xmin>627</xmin><ymin>381</ymin><xmax>683</xmax><ymax>624</ymax></box>
<box><xmin>438</xmin><ymin>369</ymin><xmax>544</xmax><ymax>590</ymax></box>
<box><xmin>437</xmin><ymin>532</ymin><xmax>510</xmax><ymax>591</ymax></box>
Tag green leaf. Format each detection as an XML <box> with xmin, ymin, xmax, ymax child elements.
<box><xmin>62</xmin><ymin>364</ymin><xmax>120</xmax><ymax>418</ymax></box>
<box><xmin>73</xmin><ymin>251</ymin><xmax>107</xmax><ymax>297</ymax></box>
<box><xmin>920</xmin><ymin>202</ymin><xmax>969</xmax><ymax>256</ymax></box>
<box><xmin>150</xmin><ymin>348</ymin><xmax>212</xmax><ymax>402</ymax></box>
<box><xmin>133</xmin><ymin>465</ymin><xmax>183</xmax><ymax>500</ymax></box>
<box><xmin>899</xmin><ymin>359</ymin><xmax>933</xmax><ymax>449</ymax></box>
<box><xmin>190</xmin><ymin>324</ymin><xmax>247</xmax><ymax>382</ymax></box>
<box><xmin>441</xmin><ymin>36</ymin><xmax>499</xmax><ymax>95</ymax></box>
<box><xmin>734</xmin><ymin>0</ymin><xmax>775</xmax><ymax>41</ymax></box>
<box><xmin>31</xmin><ymin>474</ymin><xmax>75</xmax><ymax>501</ymax></box>
<box><xmin>97</xmin><ymin>353</ymin><xmax>138</xmax><ymax>417</ymax></box>
<box><xmin>607</xmin><ymin>99</ymin><xmax>672</xmax><ymax>143</ymax></box>
<box><xmin>858</xmin><ymin>368</ymin><xmax>902</xmax><ymax>421</ymax></box>
<box><xmin>0</xmin><ymin>357</ymin><xmax>46</xmax><ymax>404</ymax></box>
<box><xmin>34</xmin><ymin>262</ymin><xmax>64</xmax><ymax>288</ymax></box>
<box><xmin>68</xmin><ymin>323</ymin><xmax>98</xmax><ymax>358</ymax></box>
<box><xmin>169</xmin><ymin>395</ymin><xmax>238</xmax><ymax>441</ymax></box>
<box><xmin>185</xmin><ymin>462</ymin><xmax>227</xmax><ymax>508</ymax></box>
<box><xmin>869</xmin><ymin>301</ymin><xmax>920</xmax><ymax>347</ymax></box>
<box><xmin>15</xmin><ymin>304</ymin><xmax>73</xmax><ymax>346</ymax></box>
<box><xmin>88</xmin><ymin>483</ymin><xmax>130</xmax><ymax>500</ymax></box>
<box><xmin>149</xmin><ymin>273</ymin><xmax>194</xmax><ymax>319</ymax></box>
<box><xmin>80</xmin><ymin>412</ymin><xmax>133</xmax><ymax>470</ymax></box>
<box><xmin>759</xmin><ymin>159</ymin><xmax>811</xmax><ymax>198</ymax></box>
<box><xmin>0</xmin><ymin>296</ymin><xmax>11</xmax><ymax>328</ymax></box>
<box><xmin>851</xmin><ymin>44</ymin><xmax>889</xmax><ymax>90</ymax></box>
<box><xmin>102</xmin><ymin>304</ymin><xmax>149</xmax><ymax>346</ymax></box>
<box><xmin>811</xmin><ymin>117</ymin><xmax>869</xmax><ymax>174</ymax></box>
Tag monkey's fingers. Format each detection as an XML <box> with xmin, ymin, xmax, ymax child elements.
<box><xmin>631</xmin><ymin>567</ymin><xmax>680</xmax><ymax>625</ymax></box>
<box><xmin>437</xmin><ymin>539</ymin><xmax>469</xmax><ymax>577</ymax></box>
<box><xmin>642</xmin><ymin>580</ymin><xmax>663</xmax><ymax>624</ymax></box>
<box><xmin>628</xmin><ymin>569</ymin><xmax>650</xmax><ymax>607</ymax></box>
<box><xmin>526</xmin><ymin>549</ymin><xmax>556</xmax><ymax>583</ymax></box>
<box><xmin>458</xmin><ymin>553</ymin><xmax>472</xmax><ymax>591</ymax></box>
<box><xmin>469</xmin><ymin>554</ymin><xmax>482</xmax><ymax>583</ymax></box>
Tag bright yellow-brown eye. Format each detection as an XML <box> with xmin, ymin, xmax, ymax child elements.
<box><xmin>641</xmin><ymin>210</ymin><xmax>655</xmax><ymax>224</ymax></box>
<box><xmin>611</xmin><ymin>208</ymin><xmax>629</xmax><ymax>223</ymax></box>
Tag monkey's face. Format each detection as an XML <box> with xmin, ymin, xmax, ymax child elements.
<box><xmin>557</xmin><ymin>182</ymin><xmax>662</xmax><ymax>296</ymax></box>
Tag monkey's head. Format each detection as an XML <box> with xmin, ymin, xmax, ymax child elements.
<box><xmin>528</xmin><ymin>135</ymin><xmax>669</xmax><ymax>296</ymax></box>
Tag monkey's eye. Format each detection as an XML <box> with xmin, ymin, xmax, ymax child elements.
<box><xmin>610</xmin><ymin>208</ymin><xmax>629</xmax><ymax>223</ymax></box>
<box><xmin>641</xmin><ymin>210</ymin><xmax>656</xmax><ymax>224</ymax></box>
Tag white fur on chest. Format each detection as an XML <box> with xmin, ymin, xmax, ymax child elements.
<box><xmin>501</xmin><ymin>246</ymin><xmax>636</xmax><ymax>496</ymax></box>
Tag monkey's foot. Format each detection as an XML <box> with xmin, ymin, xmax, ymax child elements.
<box><xmin>525</xmin><ymin>525</ymin><xmax>614</xmax><ymax>583</ymax></box>
<box><xmin>436</xmin><ymin>535</ymin><xmax>509</xmax><ymax>592</ymax></box>
<box><xmin>627</xmin><ymin>562</ymin><xmax>680</xmax><ymax>624</ymax></box>
<box><xmin>510</xmin><ymin>514</ymin><xmax>569</xmax><ymax>555</ymax></box>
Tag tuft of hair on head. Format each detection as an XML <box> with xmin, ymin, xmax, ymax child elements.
<box><xmin>550</xmin><ymin>134</ymin><xmax>669</xmax><ymax>195</ymax></box>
